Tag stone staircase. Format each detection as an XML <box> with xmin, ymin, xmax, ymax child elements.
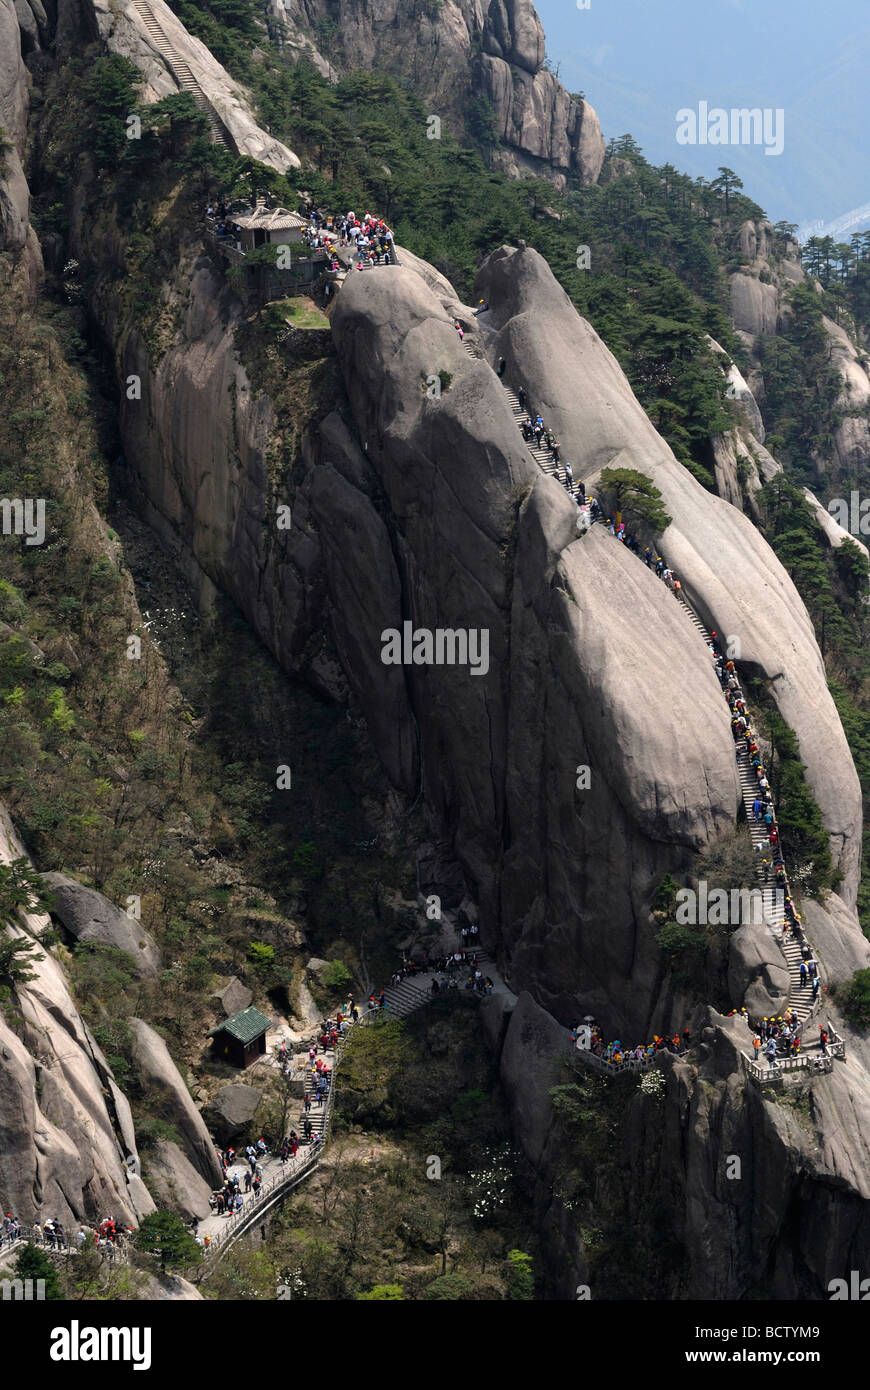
<box><xmin>467</xmin><ymin>341</ymin><xmax>834</xmax><ymax>1069</ymax></box>
<box><xmin>201</xmin><ymin>951</ymin><xmax>497</xmax><ymax>1265</ymax></box>
<box><xmin>462</xmin><ymin>342</ymin><xmax>573</xmax><ymax>490</ymax></box>
<box><xmin>675</xmin><ymin>598</ymin><xmax>819</xmax><ymax>1034</ymax></box>
<box><xmin>297</xmin><ymin>1047</ymin><xmax>335</xmax><ymax>1139</ymax></box>
<box><xmin>133</xmin><ymin>0</ymin><xmax>232</xmax><ymax>149</ymax></box>
<box><xmin>383</xmin><ymin>952</ymin><xmax>493</xmax><ymax>1018</ymax></box>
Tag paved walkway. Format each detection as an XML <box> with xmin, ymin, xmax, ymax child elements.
<box><xmin>199</xmin><ymin>946</ymin><xmax>514</xmax><ymax>1261</ymax></box>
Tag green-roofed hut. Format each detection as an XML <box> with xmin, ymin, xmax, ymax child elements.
<box><xmin>208</xmin><ymin>1005</ymin><xmax>271</xmax><ymax>1068</ymax></box>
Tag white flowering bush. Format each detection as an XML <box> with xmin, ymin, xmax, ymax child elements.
<box><xmin>469</xmin><ymin>1142</ymin><xmax>515</xmax><ymax>1220</ymax></box>
<box><xmin>639</xmin><ymin>1069</ymin><xmax>666</xmax><ymax>1100</ymax></box>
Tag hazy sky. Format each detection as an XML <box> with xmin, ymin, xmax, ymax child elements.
<box><xmin>534</xmin><ymin>0</ymin><xmax>869</xmax><ymax>228</ymax></box>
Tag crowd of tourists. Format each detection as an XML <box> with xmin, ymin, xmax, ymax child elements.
<box><xmin>573</xmin><ymin>1023</ymin><xmax>693</xmax><ymax>1068</ymax></box>
<box><xmin>205</xmin><ymin>197</ymin><xmax>395</xmax><ymax>274</ymax></box>
<box><xmin>2</xmin><ymin>1213</ymin><xmax>132</xmax><ymax>1254</ymax></box>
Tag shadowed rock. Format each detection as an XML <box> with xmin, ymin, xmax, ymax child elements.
<box><xmin>128</xmin><ymin>1018</ymin><xmax>223</xmax><ymax>1187</ymax></box>
<box><xmin>203</xmin><ymin>1083</ymin><xmax>262</xmax><ymax>1145</ymax></box>
<box><xmin>144</xmin><ymin>1139</ymin><xmax>215</xmax><ymax>1220</ymax></box>
<box><xmin>43</xmin><ymin>871</ymin><xmax>161</xmax><ymax>978</ymax></box>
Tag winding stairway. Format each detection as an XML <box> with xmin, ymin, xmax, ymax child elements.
<box><xmin>133</xmin><ymin>0</ymin><xmax>232</xmax><ymax>150</ymax></box>
<box><xmin>678</xmin><ymin>603</ymin><xmax>818</xmax><ymax>1032</ymax></box>
<box><xmin>201</xmin><ymin>953</ymin><xmax>496</xmax><ymax>1265</ymax></box>
<box><xmin>475</xmin><ymin>342</ymin><xmax>834</xmax><ymax>1069</ymax></box>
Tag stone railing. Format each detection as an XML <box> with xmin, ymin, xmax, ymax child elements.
<box><xmin>573</xmin><ymin>1046</ymin><xmax>658</xmax><ymax>1076</ymax></box>
<box><xmin>741</xmin><ymin>1026</ymin><xmax>845</xmax><ymax>1084</ymax></box>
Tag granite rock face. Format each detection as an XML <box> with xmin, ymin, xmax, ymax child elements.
<box><xmin>272</xmin><ymin>0</ymin><xmax>604</xmax><ymax>184</ymax></box>
<box><xmin>0</xmin><ymin>805</ymin><xmax>153</xmax><ymax>1229</ymax></box>
<box><xmin>475</xmin><ymin>244</ymin><xmax>863</xmax><ymax>911</ymax></box>
<box><xmin>128</xmin><ymin>1018</ymin><xmax>223</xmax><ymax>1186</ymax></box>
<box><xmin>43</xmin><ymin>872</ymin><xmax>161</xmax><ymax>978</ymax></box>
<box><xmin>0</xmin><ymin>0</ymin><xmax>42</xmax><ymax>286</ymax></box>
<box><xmin>144</xmin><ymin>1138</ymin><xmax>216</xmax><ymax>1219</ymax></box>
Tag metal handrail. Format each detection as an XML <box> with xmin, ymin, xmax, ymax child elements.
<box><xmin>202</xmin><ymin>1008</ymin><xmax>380</xmax><ymax>1264</ymax></box>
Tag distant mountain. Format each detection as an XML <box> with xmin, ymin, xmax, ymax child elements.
<box><xmin>534</xmin><ymin>0</ymin><xmax>869</xmax><ymax>227</ymax></box>
<box><xmin>797</xmin><ymin>204</ymin><xmax>870</xmax><ymax>245</ymax></box>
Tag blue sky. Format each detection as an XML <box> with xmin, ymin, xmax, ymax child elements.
<box><xmin>533</xmin><ymin>0</ymin><xmax>869</xmax><ymax>228</ymax></box>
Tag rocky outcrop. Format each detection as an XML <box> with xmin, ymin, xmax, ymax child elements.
<box><xmin>128</xmin><ymin>1018</ymin><xmax>223</xmax><ymax>1186</ymax></box>
<box><xmin>273</xmin><ymin>0</ymin><xmax>604</xmax><ymax>185</ymax></box>
<box><xmin>486</xmin><ymin>998</ymin><xmax>870</xmax><ymax>1299</ymax></box>
<box><xmin>0</xmin><ymin>805</ymin><xmax>153</xmax><ymax>1228</ymax></box>
<box><xmin>203</xmin><ymin>1083</ymin><xmax>262</xmax><ymax>1144</ymax></box>
<box><xmin>708</xmin><ymin>335</ymin><xmax>764</xmax><ymax>442</ymax></box>
<box><xmin>804</xmin><ymin>487</ymin><xmax>870</xmax><ymax>564</ymax></box>
<box><xmin>498</xmin><ymin>991</ymin><xmax>573</xmax><ymax>1165</ymax></box>
<box><xmin>43</xmin><ymin>871</ymin><xmax>161</xmax><ymax>978</ymax></box>
<box><xmin>821</xmin><ymin>315</ymin><xmax>870</xmax><ymax>483</ymax></box>
<box><xmin>729</xmin><ymin>272</ymin><xmax>780</xmax><ymax>340</ymax></box>
<box><xmin>213</xmin><ymin>977</ymin><xmax>253</xmax><ymax>1017</ymax></box>
<box><xmin>0</xmin><ymin>0</ymin><xmax>42</xmax><ymax>286</ymax></box>
<box><xmin>475</xmin><ymin>244</ymin><xmax>863</xmax><ymax>912</ymax></box>
<box><xmin>481</xmin><ymin>53</ymin><xmax>604</xmax><ymax>185</ymax></box>
<box><xmin>143</xmin><ymin>1138</ymin><xmax>215</xmax><ymax>1218</ymax></box>
<box><xmin>34</xmin><ymin>0</ymin><xmax>299</xmax><ymax>172</ymax></box>
<box><xmin>727</xmin><ymin>926</ymin><xmax>789</xmax><ymax>1019</ymax></box>
<box><xmin>724</xmin><ymin>221</ymin><xmax>869</xmax><ymax>495</ymax></box>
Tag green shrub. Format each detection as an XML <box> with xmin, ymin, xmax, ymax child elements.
<box><xmin>321</xmin><ymin>958</ymin><xmax>352</xmax><ymax>990</ymax></box>
<box><xmin>0</xmin><ymin>580</ymin><xmax>25</xmax><ymax>622</ymax></box>
<box><xmin>837</xmin><ymin>969</ymin><xmax>870</xmax><ymax>1030</ymax></box>
<box><xmin>506</xmin><ymin>1248</ymin><xmax>534</xmax><ymax>1300</ymax></box>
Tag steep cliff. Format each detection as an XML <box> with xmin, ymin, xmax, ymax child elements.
<box><xmin>0</xmin><ymin>805</ymin><xmax>154</xmax><ymax>1229</ymax></box>
<box><xmin>272</xmin><ymin>0</ymin><xmax>604</xmax><ymax>185</ymax></box>
<box><xmin>495</xmin><ymin>992</ymin><xmax>870</xmax><ymax>1299</ymax></box>
<box><xmin>476</xmin><ymin>244</ymin><xmax>863</xmax><ymax>912</ymax></box>
<box><xmin>0</xmin><ymin>0</ymin><xmax>42</xmax><ymax>287</ymax></box>
<box><xmin>727</xmin><ymin>217</ymin><xmax>870</xmax><ymax>497</ymax></box>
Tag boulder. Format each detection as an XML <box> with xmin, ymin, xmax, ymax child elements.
<box><xmin>144</xmin><ymin>1139</ymin><xmax>215</xmax><ymax>1219</ymax></box>
<box><xmin>801</xmin><ymin>895</ymin><xmax>870</xmax><ymax>986</ymax></box>
<box><xmin>499</xmin><ymin>991</ymin><xmax>574</xmax><ymax>1166</ymax></box>
<box><xmin>213</xmin><ymin>977</ymin><xmax>252</xmax><ymax>1017</ymax></box>
<box><xmin>202</xmin><ymin>1083</ymin><xmax>262</xmax><ymax>1144</ymax></box>
<box><xmin>138</xmin><ymin>1271</ymin><xmax>204</xmax><ymax>1300</ymax></box>
<box><xmin>128</xmin><ymin>1018</ymin><xmax>223</xmax><ymax>1187</ymax></box>
<box><xmin>305</xmin><ymin>957</ymin><xmax>330</xmax><ymax>980</ymax></box>
<box><xmin>727</xmin><ymin>926</ymin><xmax>790</xmax><ymax>1018</ymax></box>
<box><xmin>43</xmin><ymin>871</ymin><xmax>161</xmax><ymax>977</ymax></box>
